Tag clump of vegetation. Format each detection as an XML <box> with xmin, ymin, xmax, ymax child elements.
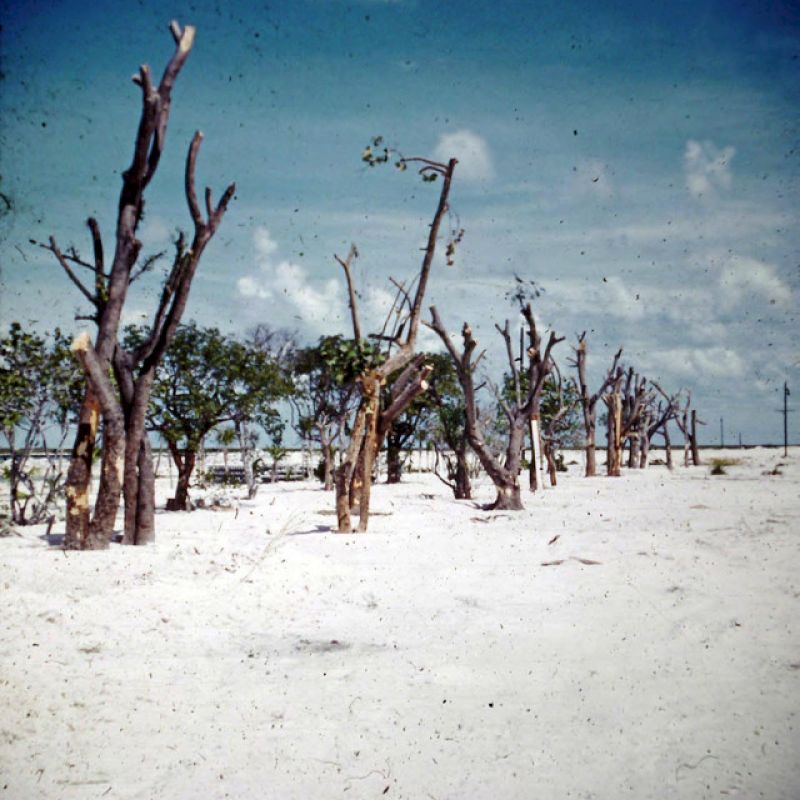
<box><xmin>710</xmin><ymin>457</ymin><xmax>741</xmax><ymax>475</ymax></box>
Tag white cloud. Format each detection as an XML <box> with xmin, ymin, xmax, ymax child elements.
<box><xmin>647</xmin><ymin>346</ymin><xmax>746</xmax><ymax>379</ymax></box>
<box><xmin>713</xmin><ymin>253</ymin><xmax>793</xmax><ymax>310</ymax></box>
<box><xmin>237</xmin><ymin>226</ymin><xmax>345</xmax><ymax>330</ymax></box>
<box><xmin>433</xmin><ymin>130</ymin><xmax>494</xmax><ymax>181</ymax></box>
<box><xmin>684</xmin><ymin>139</ymin><xmax>735</xmax><ymax>199</ymax></box>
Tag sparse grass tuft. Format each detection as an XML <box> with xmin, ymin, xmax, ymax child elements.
<box><xmin>710</xmin><ymin>457</ymin><xmax>741</xmax><ymax>475</ymax></box>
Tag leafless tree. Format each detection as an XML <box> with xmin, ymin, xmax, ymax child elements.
<box><xmin>570</xmin><ymin>332</ymin><xmax>623</xmax><ymax>477</ymax></box>
<box><xmin>427</xmin><ymin>304</ymin><xmax>562</xmax><ymax>510</ymax></box>
<box><xmin>45</xmin><ymin>22</ymin><xmax>234</xmax><ymax>547</ymax></box>
<box><xmin>674</xmin><ymin>392</ymin><xmax>703</xmax><ymax>466</ymax></box>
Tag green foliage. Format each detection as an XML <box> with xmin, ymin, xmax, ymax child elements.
<box><xmin>291</xmin><ymin>335</ymin><xmax>374</xmax><ymax>443</ymax></box>
<box><xmin>0</xmin><ymin>322</ymin><xmax>83</xmax><ymax>524</ymax></box>
<box><xmin>496</xmin><ymin>371</ymin><xmax>582</xmax><ymax>448</ymax></box>
<box><xmin>1</xmin><ymin>323</ymin><xmax>81</xmax><ymax>433</ymax></box>
<box><xmin>422</xmin><ymin>353</ymin><xmax>468</xmax><ymax>451</ymax></box>
<box><xmin>124</xmin><ymin>322</ymin><xmax>292</xmax><ymax>452</ymax></box>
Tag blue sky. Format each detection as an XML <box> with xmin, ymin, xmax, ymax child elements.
<box><xmin>1</xmin><ymin>0</ymin><xmax>798</xmax><ymax>443</ymax></box>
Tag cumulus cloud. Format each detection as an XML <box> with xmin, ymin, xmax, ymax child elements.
<box><xmin>713</xmin><ymin>253</ymin><xmax>793</xmax><ymax>310</ymax></box>
<box><xmin>433</xmin><ymin>130</ymin><xmax>493</xmax><ymax>181</ymax></box>
<box><xmin>684</xmin><ymin>139</ymin><xmax>735</xmax><ymax>199</ymax></box>
<box><xmin>237</xmin><ymin>227</ymin><xmax>345</xmax><ymax>329</ymax></box>
<box><xmin>649</xmin><ymin>346</ymin><xmax>746</xmax><ymax>379</ymax></box>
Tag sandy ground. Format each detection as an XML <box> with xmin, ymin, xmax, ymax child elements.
<box><xmin>1</xmin><ymin>448</ymin><xmax>798</xmax><ymax>799</ymax></box>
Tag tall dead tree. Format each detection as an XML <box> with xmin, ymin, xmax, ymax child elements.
<box><xmin>570</xmin><ymin>332</ymin><xmax>622</xmax><ymax>477</ymax></box>
<box><xmin>334</xmin><ymin>155</ymin><xmax>458</xmax><ymax>533</ymax></box>
<box><xmin>428</xmin><ymin>304</ymin><xmax>562</xmax><ymax>510</ymax></box>
<box><xmin>45</xmin><ymin>22</ymin><xmax>234</xmax><ymax>547</ymax></box>
<box><xmin>674</xmin><ymin>394</ymin><xmax>703</xmax><ymax>466</ymax></box>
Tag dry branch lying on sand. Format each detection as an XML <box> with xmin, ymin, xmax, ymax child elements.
<box><xmin>541</xmin><ymin>557</ymin><xmax>602</xmax><ymax>566</ymax></box>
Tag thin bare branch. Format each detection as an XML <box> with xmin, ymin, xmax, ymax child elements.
<box><xmin>335</xmin><ymin>243</ymin><xmax>361</xmax><ymax>341</ymax></box>
<box><xmin>48</xmin><ymin>237</ymin><xmax>97</xmax><ymax>307</ymax></box>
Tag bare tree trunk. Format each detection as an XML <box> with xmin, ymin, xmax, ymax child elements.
<box><xmin>585</xmin><ymin>430</ymin><xmax>597</xmax><ymax>478</ymax></box>
<box><xmin>530</xmin><ymin>414</ymin><xmax>545</xmax><ymax>492</ymax></box>
<box><xmin>664</xmin><ymin>424</ymin><xmax>673</xmax><ymax>470</ymax></box>
<box><xmin>166</xmin><ymin>443</ymin><xmax>196</xmax><ymax>511</ymax></box>
<box><xmin>386</xmin><ymin>435</ymin><xmax>402</xmax><ymax>484</ymax></box>
<box><xmin>357</xmin><ymin>378</ymin><xmax>381</xmax><ymax>533</ymax></box>
<box><xmin>236</xmin><ymin>419</ymin><xmax>258</xmax><ymax>499</ymax></box>
<box><xmin>64</xmin><ymin>392</ymin><xmax>101</xmax><ymax>549</ymax></box>
<box><xmin>335</xmin><ymin>404</ymin><xmax>367</xmax><ymax>532</ymax></box>
<box><xmin>605</xmin><ymin>392</ymin><xmax>622</xmax><ymax>477</ymax></box>
<box><xmin>628</xmin><ymin>432</ymin><xmax>640</xmax><ymax>469</ymax></box>
<box><xmin>135</xmin><ymin>438</ymin><xmax>156</xmax><ymax>543</ymax></box>
<box><xmin>639</xmin><ymin>430</ymin><xmax>650</xmax><ymax>469</ymax></box>
<box><xmin>528</xmin><ymin>420</ymin><xmax>537</xmax><ymax>491</ymax></box>
<box><xmin>320</xmin><ymin>438</ymin><xmax>335</xmax><ymax>491</ymax></box>
<box><xmin>454</xmin><ymin>448</ymin><xmax>472</xmax><ymax>499</ymax></box>
<box><xmin>70</xmin><ymin>333</ymin><xmax>126</xmax><ymax>549</ymax></box>
<box><xmin>690</xmin><ymin>410</ymin><xmax>701</xmax><ymax>466</ymax></box>
<box><xmin>544</xmin><ymin>440</ymin><xmax>558</xmax><ymax>487</ymax></box>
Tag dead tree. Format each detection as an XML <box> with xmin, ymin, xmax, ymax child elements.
<box><xmin>46</xmin><ymin>22</ymin><xmax>234</xmax><ymax>547</ymax></box>
<box><xmin>428</xmin><ymin>304</ymin><xmax>562</xmax><ymax>510</ymax></box>
<box><xmin>646</xmin><ymin>383</ymin><xmax>682</xmax><ymax>469</ymax></box>
<box><xmin>622</xmin><ymin>369</ymin><xmax>651</xmax><ymax>469</ymax></box>
<box><xmin>674</xmin><ymin>394</ymin><xmax>704</xmax><ymax>466</ymax></box>
<box><xmin>334</xmin><ymin>155</ymin><xmax>458</xmax><ymax>533</ymax></box>
<box><xmin>603</xmin><ymin>366</ymin><xmax>649</xmax><ymax>477</ymax></box>
<box><xmin>570</xmin><ymin>333</ymin><xmax>622</xmax><ymax>477</ymax></box>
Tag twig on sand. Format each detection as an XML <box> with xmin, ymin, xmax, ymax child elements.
<box><xmin>675</xmin><ymin>753</ymin><xmax>718</xmax><ymax>782</ymax></box>
<box><xmin>240</xmin><ymin>512</ymin><xmax>302</xmax><ymax>582</ymax></box>
<box><xmin>470</xmin><ymin>514</ymin><xmax>511</xmax><ymax>523</ymax></box>
<box><xmin>541</xmin><ymin>556</ymin><xmax>602</xmax><ymax>567</ymax></box>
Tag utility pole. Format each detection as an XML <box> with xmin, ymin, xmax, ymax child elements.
<box><xmin>720</xmin><ymin>416</ymin><xmax>724</xmax><ymax>448</ymax></box>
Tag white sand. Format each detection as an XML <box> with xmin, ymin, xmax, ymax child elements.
<box><xmin>1</xmin><ymin>448</ymin><xmax>798</xmax><ymax>799</ymax></box>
